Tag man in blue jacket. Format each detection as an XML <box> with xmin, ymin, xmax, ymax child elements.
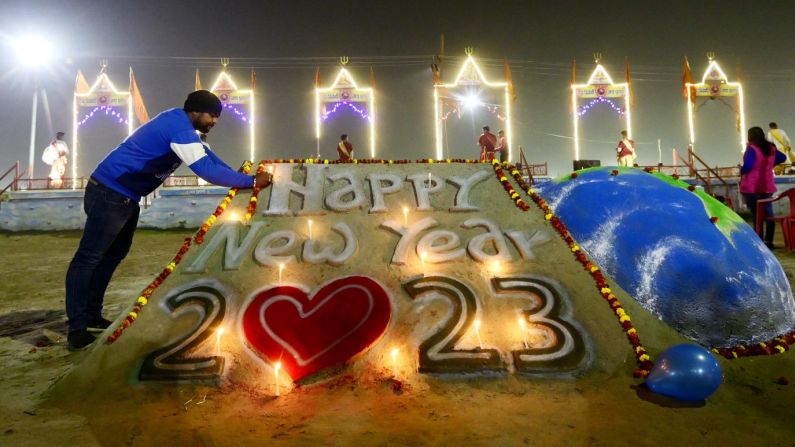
<box><xmin>65</xmin><ymin>90</ymin><xmax>271</xmax><ymax>350</ymax></box>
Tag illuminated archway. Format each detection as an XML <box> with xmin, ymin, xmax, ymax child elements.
<box><xmin>570</xmin><ymin>54</ymin><xmax>632</xmax><ymax>162</ymax></box>
<box><xmin>207</xmin><ymin>59</ymin><xmax>256</xmax><ymax>162</ymax></box>
<box><xmin>72</xmin><ymin>63</ymin><xmax>133</xmax><ymax>188</ymax></box>
<box><xmin>433</xmin><ymin>48</ymin><xmax>513</xmax><ymax>161</ymax></box>
<box><xmin>684</xmin><ymin>53</ymin><xmax>746</xmax><ymax>153</ymax></box>
<box><xmin>314</xmin><ymin>57</ymin><xmax>376</xmax><ymax>159</ymax></box>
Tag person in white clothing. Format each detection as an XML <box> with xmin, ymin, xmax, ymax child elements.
<box><xmin>42</xmin><ymin>131</ymin><xmax>69</xmax><ymax>187</ymax></box>
<box><xmin>768</xmin><ymin>122</ymin><xmax>792</xmax><ymax>174</ymax></box>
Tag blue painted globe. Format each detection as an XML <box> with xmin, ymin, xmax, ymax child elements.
<box><xmin>535</xmin><ymin>166</ymin><xmax>795</xmax><ymax>346</ymax></box>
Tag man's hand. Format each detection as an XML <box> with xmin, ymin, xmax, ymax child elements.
<box><xmin>254</xmin><ymin>170</ymin><xmax>272</xmax><ymax>189</ymax></box>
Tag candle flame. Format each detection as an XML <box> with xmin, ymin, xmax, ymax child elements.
<box><xmin>391</xmin><ymin>347</ymin><xmax>399</xmax><ymax>360</ymax></box>
<box><xmin>275</xmin><ymin>361</ymin><xmax>282</xmax><ymax>371</ymax></box>
<box><xmin>474</xmin><ymin>319</ymin><xmax>481</xmax><ymax>330</ymax></box>
<box><xmin>216</xmin><ymin>327</ymin><xmax>225</xmax><ymax>336</ymax></box>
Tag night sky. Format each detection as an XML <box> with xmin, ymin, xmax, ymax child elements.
<box><xmin>1</xmin><ymin>0</ymin><xmax>793</xmax><ymax>178</ymax></box>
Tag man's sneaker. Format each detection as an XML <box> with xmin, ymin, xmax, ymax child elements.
<box><xmin>67</xmin><ymin>329</ymin><xmax>96</xmax><ymax>351</ymax></box>
<box><xmin>87</xmin><ymin>317</ymin><xmax>113</xmax><ymax>332</ymax></box>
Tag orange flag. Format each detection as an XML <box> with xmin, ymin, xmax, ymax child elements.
<box><xmin>504</xmin><ymin>58</ymin><xmax>516</xmax><ymax>103</ymax></box>
<box><xmin>129</xmin><ymin>68</ymin><xmax>150</xmax><ymax>125</ymax></box>
<box><xmin>682</xmin><ymin>56</ymin><xmax>695</xmax><ymax>99</ymax></box>
<box><xmin>625</xmin><ymin>57</ymin><xmax>634</xmax><ymax>110</ymax></box>
<box><xmin>430</xmin><ymin>63</ymin><xmax>442</xmax><ymax>85</ymax></box>
<box><xmin>75</xmin><ymin>70</ymin><xmax>90</xmax><ymax>94</ymax></box>
<box><xmin>194</xmin><ymin>68</ymin><xmax>203</xmax><ymax>91</ymax></box>
<box><xmin>314</xmin><ymin>67</ymin><xmax>321</xmax><ymax>88</ymax></box>
<box><xmin>570</xmin><ymin>58</ymin><xmax>576</xmax><ymax>85</ymax></box>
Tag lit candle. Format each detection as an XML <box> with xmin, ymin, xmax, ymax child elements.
<box><xmin>274</xmin><ymin>361</ymin><xmax>282</xmax><ymax>396</ymax></box>
<box><xmin>215</xmin><ymin>327</ymin><xmax>225</xmax><ymax>356</ymax></box>
<box><xmin>402</xmin><ymin>206</ymin><xmax>409</xmax><ymax>226</ymax></box>
<box><xmin>420</xmin><ymin>251</ymin><xmax>428</xmax><ymax>275</ymax></box>
<box><xmin>390</xmin><ymin>347</ymin><xmax>399</xmax><ymax>378</ymax></box>
<box><xmin>278</xmin><ymin>263</ymin><xmax>285</xmax><ymax>284</ymax></box>
<box><xmin>518</xmin><ymin>317</ymin><xmax>529</xmax><ymax>349</ymax></box>
<box><xmin>489</xmin><ymin>260</ymin><xmax>501</xmax><ymax>275</ymax></box>
<box><xmin>474</xmin><ymin>319</ymin><xmax>483</xmax><ymax>349</ymax></box>
<box><xmin>308</xmin><ymin>219</ymin><xmax>314</xmax><ymax>240</ymax></box>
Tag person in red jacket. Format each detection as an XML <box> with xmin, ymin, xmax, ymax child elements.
<box><xmin>478</xmin><ymin>126</ymin><xmax>497</xmax><ymax>161</ymax></box>
<box><xmin>337</xmin><ymin>134</ymin><xmax>354</xmax><ymax>161</ymax></box>
<box><xmin>740</xmin><ymin>126</ymin><xmax>787</xmax><ymax>248</ymax></box>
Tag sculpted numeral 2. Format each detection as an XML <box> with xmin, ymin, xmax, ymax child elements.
<box><xmin>492</xmin><ymin>276</ymin><xmax>586</xmax><ymax>373</ymax></box>
<box><xmin>139</xmin><ymin>284</ymin><xmax>227</xmax><ymax>381</ymax></box>
<box><xmin>403</xmin><ymin>275</ymin><xmax>504</xmax><ymax>373</ymax></box>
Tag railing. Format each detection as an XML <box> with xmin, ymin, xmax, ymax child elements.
<box><xmin>676</xmin><ymin>147</ymin><xmax>737</xmax><ymax>208</ymax></box>
<box><xmin>0</xmin><ymin>161</ymin><xmax>22</xmax><ymax>195</ymax></box>
<box><xmin>516</xmin><ymin>147</ymin><xmax>548</xmax><ymax>185</ymax></box>
<box><xmin>13</xmin><ymin>177</ymin><xmax>88</xmax><ymax>191</ymax></box>
<box><xmin>163</xmin><ymin>175</ymin><xmax>207</xmax><ymax>187</ymax></box>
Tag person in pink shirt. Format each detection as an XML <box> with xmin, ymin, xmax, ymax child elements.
<box><xmin>740</xmin><ymin>126</ymin><xmax>787</xmax><ymax>248</ymax></box>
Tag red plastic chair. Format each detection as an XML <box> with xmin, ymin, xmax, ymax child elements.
<box><xmin>756</xmin><ymin>188</ymin><xmax>795</xmax><ymax>250</ymax></box>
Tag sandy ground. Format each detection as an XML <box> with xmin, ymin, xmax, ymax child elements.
<box><xmin>1</xmin><ymin>228</ymin><xmax>794</xmax><ymax>446</ymax></box>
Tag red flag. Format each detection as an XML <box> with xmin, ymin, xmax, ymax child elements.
<box><xmin>129</xmin><ymin>67</ymin><xmax>150</xmax><ymax>125</ymax></box>
<box><xmin>625</xmin><ymin>57</ymin><xmax>634</xmax><ymax>110</ymax></box>
<box><xmin>503</xmin><ymin>58</ymin><xmax>517</xmax><ymax>103</ymax></box>
<box><xmin>75</xmin><ymin>70</ymin><xmax>90</xmax><ymax>94</ymax></box>
<box><xmin>194</xmin><ymin>68</ymin><xmax>203</xmax><ymax>91</ymax></box>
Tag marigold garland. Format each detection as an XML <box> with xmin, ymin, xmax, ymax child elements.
<box><xmin>245</xmin><ymin>161</ymin><xmax>268</xmax><ymax>222</ymax></box>
<box><xmin>491</xmin><ymin>160</ymin><xmax>654</xmax><ymax>377</ymax></box>
<box><xmin>106</xmin><ymin>161</ymin><xmax>255</xmax><ymax>344</ymax></box>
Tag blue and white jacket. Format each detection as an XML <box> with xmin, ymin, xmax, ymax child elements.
<box><xmin>92</xmin><ymin>108</ymin><xmax>252</xmax><ymax>201</ymax></box>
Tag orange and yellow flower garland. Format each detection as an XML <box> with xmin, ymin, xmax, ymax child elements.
<box><xmin>106</xmin><ymin>161</ymin><xmax>254</xmax><ymax>344</ymax></box>
<box><xmin>245</xmin><ymin>161</ymin><xmax>268</xmax><ymax>222</ymax></box>
<box><xmin>491</xmin><ymin>160</ymin><xmax>654</xmax><ymax>377</ymax></box>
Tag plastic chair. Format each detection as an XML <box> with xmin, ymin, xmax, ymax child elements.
<box><xmin>756</xmin><ymin>188</ymin><xmax>795</xmax><ymax>250</ymax></box>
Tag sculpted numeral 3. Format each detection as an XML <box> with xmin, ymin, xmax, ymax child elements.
<box><xmin>492</xmin><ymin>276</ymin><xmax>586</xmax><ymax>373</ymax></box>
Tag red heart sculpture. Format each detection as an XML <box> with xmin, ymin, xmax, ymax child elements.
<box><xmin>242</xmin><ymin>276</ymin><xmax>392</xmax><ymax>381</ymax></box>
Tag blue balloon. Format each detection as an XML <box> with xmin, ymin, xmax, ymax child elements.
<box><xmin>645</xmin><ymin>344</ymin><xmax>722</xmax><ymax>401</ymax></box>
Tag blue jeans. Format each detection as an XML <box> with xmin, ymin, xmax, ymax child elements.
<box><xmin>65</xmin><ymin>179</ymin><xmax>139</xmax><ymax>332</ymax></box>
<box><xmin>743</xmin><ymin>193</ymin><xmax>774</xmax><ymax>244</ymax></box>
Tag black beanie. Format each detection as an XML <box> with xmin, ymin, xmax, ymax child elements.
<box><xmin>184</xmin><ymin>90</ymin><xmax>223</xmax><ymax>116</ymax></box>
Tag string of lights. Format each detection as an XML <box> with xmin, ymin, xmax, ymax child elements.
<box><xmin>222</xmin><ymin>102</ymin><xmax>250</xmax><ymax>123</ymax></box>
<box><xmin>577</xmin><ymin>97</ymin><xmax>625</xmax><ymax>118</ymax></box>
<box><xmin>76</xmin><ymin>105</ymin><xmax>129</xmax><ymax>128</ymax></box>
<box><xmin>321</xmin><ymin>101</ymin><xmax>371</xmax><ymax>121</ymax></box>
